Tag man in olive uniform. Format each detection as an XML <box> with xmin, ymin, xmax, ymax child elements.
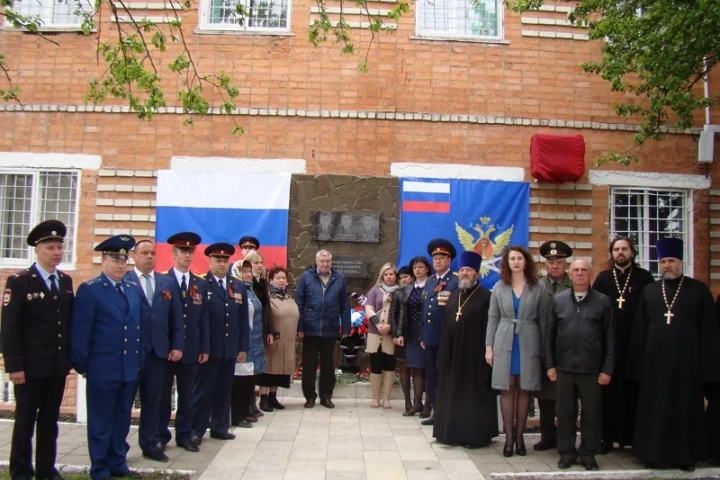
<box><xmin>2</xmin><ymin>220</ymin><xmax>73</xmax><ymax>480</ymax></box>
<box><xmin>420</xmin><ymin>238</ymin><xmax>458</xmax><ymax>426</ymax></box>
<box><xmin>534</xmin><ymin>240</ymin><xmax>573</xmax><ymax>451</ymax></box>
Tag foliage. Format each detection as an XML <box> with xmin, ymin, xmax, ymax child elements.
<box><xmin>509</xmin><ymin>0</ymin><xmax>720</xmax><ymax>166</ymax></box>
<box><xmin>0</xmin><ymin>0</ymin><xmax>408</xmax><ymax>130</ymax></box>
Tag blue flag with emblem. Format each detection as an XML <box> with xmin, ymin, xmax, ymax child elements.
<box><xmin>398</xmin><ymin>178</ymin><xmax>530</xmax><ymax>289</ymax></box>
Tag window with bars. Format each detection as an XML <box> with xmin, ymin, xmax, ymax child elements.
<box><xmin>9</xmin><ymin>0</ymin><xmax>93</xmax><ymax>29</ymax></box>
<box><xmin>200</xmin><ymin>0</ymin><xmax>290</xmax><ymax>31</ymax></box>
<box><xmin>415</xmin><ymin>0</ymin><xmax>501</xmax><ymax>40</ymax></box>
<box><xmin>610</xmin><ymin>188</ymin><xmax>690</xmax><ymax>278</ymax></box>
<box><xmin>0</xmin><ymin>171</ymin><xmax>80</xmax><ymax>267</ymax></box>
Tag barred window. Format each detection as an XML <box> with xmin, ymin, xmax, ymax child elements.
<box><xmin>415</xmin><ymin>0</ymin><xmax>502</xmax><ymax>40</ymax></box>
<box><xmin>201</xmin><ymin>0</ymin><xmax>290</xmax><ymax>31</ymax></box>
<box><xmin>9</xmin><ymin>0</ymin><xmax>93</xmax><ymax>29</ymax></box>
<box><xmin>0</xmin><ymin>170</ymin><xmax>80</xmax><ymax>267</ymax></box>
<box><xmin>610</xmin><ymin>188</ymin><xmax>690</xmax><ymax>278</ymax></box>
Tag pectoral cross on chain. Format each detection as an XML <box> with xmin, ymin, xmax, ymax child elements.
<box><xmin>665</xmin><ymin>311</ymin><xmax>674</xmax><ymax>324</ymax></box>
<box><xmin>617</xmin><ymin>296</ymin><xmax>625</xmax><ymax>309</ymax></box>
<box><xmin>455</xmin><ymin>309</ymin><xmax>462</xmax><ymax>321</ymax></box>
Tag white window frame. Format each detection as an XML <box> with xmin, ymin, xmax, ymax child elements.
<box><xmin>414</xmin><ymin>0</ymin><xmax>503</xmax><ymax>42</ymax></box>
<box><xmin>609</xmin><ymin>187</ymin><xmax>693</xmax><ymax>278</ymax></box>
<box><xmin>197</xmin><ymin>0</ymin><xmax>292</xmax><ymax>33</ymax></box>
<box><xmin>0</xmin><ymin>168</ymin><xmax>81</xmax><ymax>270</ymax></box>
<box><xmin>5</xmin><ymin>0</ymin><xmax>93</xmax><ymax>32</ymax></box>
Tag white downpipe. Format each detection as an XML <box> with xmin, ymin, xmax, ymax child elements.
<box><xmin>704</xmin><ymin>56</ymin><xmax>711</xmax><ymax>126</ymax></box>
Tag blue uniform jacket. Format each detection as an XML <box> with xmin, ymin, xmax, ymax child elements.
<box><xmin>164</xmin><ymin>268</ymin><xmax>210</xmax><ymax>363</ymax></box>
<box><xmin>69</xmin><ymin>273</ymin><xmax>144</xmax><ymax>382</ymax></box>
<box><xmin>295</xmin><ymin>266</ymin><xmax>350</xmax><ymax>338</ymax></box>
<box><xmin>124</xmin><ymin>270</ymin><xmax>185</xmax><ymax>359</ymax></box>
<box><xmin>204</xmin><ymin>272</ymin><xmax>250</xmax><ymax>359</ymax></box>
<box><xmin>421</xmin><ymin>271</ymin><xmax>459</xmax><ymax>347</ymax></box>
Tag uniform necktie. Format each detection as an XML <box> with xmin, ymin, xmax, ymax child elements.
<box><xmin>219</xmin><ymin>279</ymin><xmax>227</xmax><ymax>299</ymax></box>
<box><xmin>552</xmin><ymin>281</ymin><xmax>558</xmax><ymax>294</ymax></box>
<box><xmin>48</xmin><ymin>274</ymin><xmax>59</xmax><ymax>295</ymax></box>
<box><xmin>143</xmin><ymin>273</ymin><xmax>154</xmax><ymax>305</ymax></box>
<box><xmin>116</xmin><ymin>282</ymin><xmax>126</xmax><ymax>299</ymax></box>
<box><xmin>181</xmin><ymin>274</ymin><xmax>187</xmax><ymax>292</ymax></box>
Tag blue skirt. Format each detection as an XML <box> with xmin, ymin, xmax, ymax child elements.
<box><xmin>510</xmin><ymin>333</ymin><xmax>521</xmax><ymax>375</ymax></box>
<box><xmin>405</xmin><ymin>343</ymin><xmax>424</xmax><ymax>369</ymax></box>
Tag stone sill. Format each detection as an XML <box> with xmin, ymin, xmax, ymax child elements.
<box><xmin>2</xmin><ymin>26</ymin><xmax>93</xmax><ymax>33</ymax></box>
<box><xmin>194</xmin><ymin>28</ymin><xmax>294</xmax><ymax>37</ymax></box>
<box><xmin>410</xmin><ymin>35</ymin><xmax>510</xmax><ymax>45</ymax></box>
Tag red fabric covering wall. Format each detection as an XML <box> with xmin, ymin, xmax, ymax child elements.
<box><xmin>530</xmin><ymin>134</ymin><xmax>586</xmax><ymax>183</ymax></box>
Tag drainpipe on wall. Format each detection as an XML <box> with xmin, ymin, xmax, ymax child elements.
<box><xmin>698</xmin><ymin>56</ymin><xmax>716</xmax><ymax>163</ymax></box>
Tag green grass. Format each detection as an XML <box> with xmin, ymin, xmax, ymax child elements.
<box><xmin>0</xmin><ymin>468</ymin><xmax>191</xmax><ymax>480</ymax></box>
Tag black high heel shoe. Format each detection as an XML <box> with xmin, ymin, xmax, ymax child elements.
<box><xmin>503</xmin><ymin>440</ymin><xmax>514</xmax><ymax>458</ymax></box>
<box><xmin>515</xmin><ymin>436</ymin><xmax>527</xmax><ymax>456</ymax></box>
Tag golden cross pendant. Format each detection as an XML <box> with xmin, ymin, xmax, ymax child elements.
<box><xmin>455</xmin><ymin>309</ymin><xmax>462</xmax><ymax>321</ymax></box>
<box><xmin>617</xmin><ymin>296</ymin><xmax>625</xmax><ymax>310</ymax></box>
<box><xmin>665</xmin><ymin>311</ymin><xmax>674</xmax><ymax>324</ymax></box>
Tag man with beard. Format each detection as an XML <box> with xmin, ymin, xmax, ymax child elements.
<box><xmin>631</xmin><ymin>238</ymin><xmax>720</xmax><ymax>471</ymax></box>
<box><xmin>433</xmin><ymin>251</ymin><xmax>497</xmax><ymax>448</ymax></box>
<box><xmin>591</xmin><ymin>236</ymin><xmax>654</xmax><ymax>453</ymax></box>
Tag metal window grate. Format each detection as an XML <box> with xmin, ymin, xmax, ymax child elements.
<box><xmin>416</xmin><ymin>0</ymin><xmax>500</xmax><ymax>39</ymax></box>
<box><xmin>0</xmin><ymin>170</ymin><xmax>79</xmax><ymax>266</ymax></box>
<box><xmin>610</xmin><ymin>188</ymin><xmax>689</xmax><ymax>278</ymax></box>
<box><xmin>11</xmin><ymin>0</ymin><xmax>93</xmax><ymax>27</ymax></box>
<box><xmin>207</xmin><ymin>0</ymin><xmax>289</xmax><ymax>30</ymax></box>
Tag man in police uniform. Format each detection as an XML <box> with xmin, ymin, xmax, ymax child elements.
<box><xmin>2</xmin><ymin>220</ymin><xmax>73</xmax><ymax>480</ymax></box>
<box><xmin>239</xmin><ymin>236</ymin><xmax>260</xmax><ymax>258</ymax></box>
<box><xmin>158</xmin><ymin>232</ymin><xmax>210</xmax><ymax>452</ymax></box>
<box><xmin>125</xmin><ymin>240</ymin><xmax>184</xmax><ymax>462</ymax></box>
<box><xmin>70</xmin><ymin>235</ymin><xmax>143</xmax><ymax>480</ymax></box>
<box><xmin>420</xmin><ymin>238</ymin><xmax>458</xmax><ymax>426</ymax></box>
<box><xmin>534</xmin><ymin>240</ymin><xmax>573</xmax><ymax>452</ymax></box>
<box><xmin>190</xmin><ymin>243</ymin><xmax>249</xmax><ymax>444</ymax></box>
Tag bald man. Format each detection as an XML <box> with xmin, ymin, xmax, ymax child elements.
<box><xmin>545</xmin><ymin>259</ymin><xmax>614</xmax><ymax>471</ymax></box>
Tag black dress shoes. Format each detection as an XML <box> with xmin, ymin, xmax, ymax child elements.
<box><xmin>235</xmin><ymin>419</ymin><xmax>253</xmax><ymax>428</ymax></box>
<box><xmin>245</xmin><ymin>415</ymin><xmax>258</xmax><ymax>423</ymax></box>
<box><xmin>142</xmin><ymin>448</ymin><xmax>169</xmax><ymax>462</ymax></box>
<box><xmin>156</xmin><ymin>441</ymin><xmax>166</xmax><ymax>453</ymax></box>
<box><xmin>558</xmin><ymin>457</ymin><xmax>575</xmax><ymax>469</ymax></box>
<box><xmin>304</xmin><ymin>399</ymin><xmax>316</xmax><ymax>408</ymax></box>
<box><xmin>503</xmin><ymin>444</ymin><xmax>513</xmax><ymax>458</ymax></box>
<box><xmin>420</xmin><ymin>417</ymin><xmax>434</xmax><ymax>426</ymax></box>
<box><xmin>210</xmin><ymin>431</ymin><xmax>236</xmax><ymax>440</ymax></box>
<box><xmin>190</xmin><ymin>435</ymin><xmax>202</xmax><ymax>446</ymax></box>
<box><xmin>320</xmin><ymin>399</ymin><xmax>335</xmax><ymax>409</ymax></box>
<box><xmin>178</xmin><ymin>441</ymin><xmax>200</xmax><ymax>452</ymax></box>
<box><xmin>533</xmin><ymin>439</ymin><xmax>557</xmax><ymax>451</ymax></box>
<box><xmin>515</xmin><ymin>441</ymin><xmax>526</xmax><ymax>457</ymax></box>
<box><xmin>580</xmin><ymin>457</ymin><xmax>600</xmax><ymax>471</ymax></box>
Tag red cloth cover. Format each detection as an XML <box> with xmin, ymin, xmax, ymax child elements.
<box><xmin>530</xmin><ymin>134</ymin><xmax>586</xmax><ymax>183</ymax></box>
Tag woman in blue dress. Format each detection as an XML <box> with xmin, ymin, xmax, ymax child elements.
<box><xmin>485</xmin><ymin>246</ymin><xmax>551</xmax><ymax>458</ymax></box>
<box><xmin>230</xmin><ymin>260</ymin><xmax>267</xmax><ymax>427</ymax></box>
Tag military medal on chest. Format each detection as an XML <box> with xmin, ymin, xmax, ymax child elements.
<box><xmin>613</xmin><ymin>267</ymin><xmax>632</xmax><ymax>310</ymax></box>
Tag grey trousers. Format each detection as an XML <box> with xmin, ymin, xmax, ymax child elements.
<box><xmin>557</xmin><ymin>370</ymin><xmax>602</xmax><ymax>459</ymax></box>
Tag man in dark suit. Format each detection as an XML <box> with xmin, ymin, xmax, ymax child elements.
<box><xmin>1</xmin><ymin>220</ymin><xmax>73</xmax><ymax>480</ymax></box>
<box><xmin>125</xmin><ymin>240</ymin><xmax>184</xmax><ymax>462</ymax></box>
<box><xmin>420</xmin><ymin>238</ymin><xmax>458</xmax><ymax>426</ymax></box>
<box><xmin>315</xmin><ymin>212</ymin><xmax>334</xmax><ymax>240</ymax></box>
<box><xmin>190</xmin><ymin>243</ymin><xmax>249</xmax><ymax>444</ymax></box>
<box><xmin>70</xmin><ymin>235</ymin><xmax>143</xmax><ymax>480</ymax></box>
<box><xmin>158</xmin><ymin>232</ymin><xmax>210</xmax><ymax>452</ymax></box>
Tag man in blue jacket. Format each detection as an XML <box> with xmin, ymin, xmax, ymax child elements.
<box><xmin>420</xmin><ymin>238</ymin><xmax>458</xmax><ymax>426</ymax></box>
<box><xmin>296</xmin><ymin>249</ymin><xmax>350</xmax><ymax>409</ymax></box>
<box><xmin>158</xmin><ymin>232</ymin><xmax>210</xmax><ymax>453</ymax></box>
<box><xmin>70</xmin><ymin>235</ymin><xmax>143</xmax><ymax>480</ymax></box>
<box><xmin>190</xmin><ymin>243</ymin><xmax>249</xmax><ymax>444</ymax></box>
<box><xmin>125</xmin><ymin>240</ymin><xmax>184</xmax><ymax>462</ymax></box>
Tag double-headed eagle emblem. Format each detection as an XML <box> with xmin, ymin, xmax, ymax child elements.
<box><xmin>455</xmin><ymin>216</ymin><xmax>514</xmax><ymax>277</ymax></box>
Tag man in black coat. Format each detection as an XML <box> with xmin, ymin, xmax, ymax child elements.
<box><xmin>1</xmin><ymin>220</ymin><xmax>74</xmax><ymax>480</ymax></box>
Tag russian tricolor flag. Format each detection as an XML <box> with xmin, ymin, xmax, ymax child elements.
<box><xmin>155</xmin><ymin>171</ymin><xmax>290</xmax><ymax>272</ymax></box>
<box><xmin>401</xmin><ymin>180</ymin><xmax>451</xmax><ymax>213</ymax></box>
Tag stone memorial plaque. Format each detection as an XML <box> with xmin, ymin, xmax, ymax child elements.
<box><xmin>332</xmin><ymin>256</ymin><xmax>368</xmax><ymax>279</ymax></box>
<box><xmin>312</xmin><ymin>211</ymin><xmax>380</xmax><ymax>243</ymax></box>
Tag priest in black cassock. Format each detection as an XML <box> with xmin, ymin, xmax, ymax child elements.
<box><xmin>706</xmin><ymin>295</ymin><xmax>720</xmax><ymax>464</ymax></box>
<box><xmin>433</xmin><ymin>251</ymin><xmax>498</xmax><ymax>449</ymax></box>
<box><xmin>630</xmin><ymin>237</ymin><xmax>720</xmax><ymax>471</ymax></box>
<box><xmin>592</xmin><ymin>236</ymin><xmax>654</xmax><ymax>453</ymax></box>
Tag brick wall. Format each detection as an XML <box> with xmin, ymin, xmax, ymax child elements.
<box><xmin>1</xmin><ymin>0</ymin><xmax>719</xmax><ymax>412</ymax></box>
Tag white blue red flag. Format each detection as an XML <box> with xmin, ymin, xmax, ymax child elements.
<box><xmin>398</xmin><ymin>178</ymin><xmax>530</xmax><ymax>289</ymax></box>
<box><xmin>155</xmin><ymin>171</ymin><xmax>290</xmax><ymax>272</ymax></box>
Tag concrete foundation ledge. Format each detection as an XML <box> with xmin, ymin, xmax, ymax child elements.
<box><xmin>489</xmin><ymin>468</ymin><xmax>720</xmax><ymax>480</ymax></box>
<box><xmin>0</xmin><ymin>461</ymin><xmax>196</xmax><ymax>477</ymax></box>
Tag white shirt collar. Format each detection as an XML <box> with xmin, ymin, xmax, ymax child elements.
<box><xmin>414</xmin><ymin>279</ymin><xmax>427</xmax><ymax>288</ymax></box>
<box><xmin>135</xmin><ymin>267</ymin><xmax>154</xmax><ymax>281</ymax></box>
<box><xmin>174</xmin><ymin>268</ymin><xmax>189</xmax><ymax>285</ymax></box>
<box><xmin>34</xmin><ymin>263</ymin><xmax>56</xmax><ymax>282</ymax></box>
<box><xmin>214</xmin><ymin>275</ymin><xmax>225</xmax><ymax>284</ymax></box>
<box><xmin>436</xmin><ymin>269</ymin><xmax>449</xmax><ymax>280</ymax></box>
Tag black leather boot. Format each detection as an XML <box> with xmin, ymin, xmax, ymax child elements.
<box><xmin>259</xmin><ymin>394</ymin><xmax>274</xmax><ymax>412</ymax></box>
<box><xmin>269</xmin><ymin>392</ymin><xmax>285</xmax><ymax>410</ymax></box>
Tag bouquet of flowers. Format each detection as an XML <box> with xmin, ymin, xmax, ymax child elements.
<box><xmin>339</xmin><ymin>292</ymin><xmax>368</xmax><ymax>363</ymax></box>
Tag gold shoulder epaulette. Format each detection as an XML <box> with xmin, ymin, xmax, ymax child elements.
<box><xmin>198</xmin><ymin>273</ymin><xmax>207</xmax><ymax>278</ymax></box>
<box><xmin>453</xmin><ymin>272</ymin><xmax>459</xmax><ymax>276</ymax></box>
<box><xmin>159</xmin><ymin>270</ymin><xmax>169</xmax><ymax>275</ymax></box>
